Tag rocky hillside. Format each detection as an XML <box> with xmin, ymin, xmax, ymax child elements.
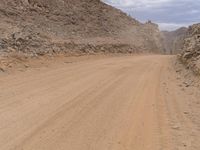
<box><xmin>179</xmin><ymin>23</ymin><xmax>200</xmax><ymax>75</ymax></box>
<box><xmin>0</xmin><ymin>0</ymin><xmax>164</xmax><ymax>58</ymax></box>
<box><xmin>139</xmin><ymin>21</ymin><xmax>164</xmax><ymax>53</ymax></box>
<box><xmin>162</xmin><ymin>27</ymin><xmax>187</xmax><ymax>54</ymax></box>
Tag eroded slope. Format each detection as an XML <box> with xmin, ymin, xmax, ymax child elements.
<box><xmin>0</xmin><ymin>0</ymin><xmax>165</xmax><ymax>59</ymax></box>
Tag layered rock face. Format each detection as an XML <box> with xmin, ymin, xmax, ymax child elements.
<box><xmin>180</xmin><ymin>23</ymin><xmax>200</xmax><ymax>74</ymax></box>
<box><xmin>0</xmin><ymin>0</ymin><xmax>164</xmax><ymax>57</ymax></box>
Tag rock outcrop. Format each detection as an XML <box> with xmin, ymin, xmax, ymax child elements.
<box><xmin>179</xmin><ymin>23</ymin><xmax>200</xmax><ymax>75</ymax></box>
<box><xmin>0</xmin><ymin>0</ymin><xmax>164</xmax><ymax>58</ymax></box>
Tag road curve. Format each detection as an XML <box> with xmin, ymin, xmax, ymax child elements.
<box><xmin>0</xmin><ymin>55</ymin><xmax>183</xmax><ymax>150</ymax></box>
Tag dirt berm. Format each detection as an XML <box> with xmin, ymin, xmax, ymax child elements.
<box><xmin>0</xmin><ymin>0</ymin><xmax>164</xmax><ymax>59</ymax></box>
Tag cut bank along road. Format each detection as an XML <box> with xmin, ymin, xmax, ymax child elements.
<box><xmin>0</xmin><ymin>55</ymin><xmax>196</xmax><ymax>150</ymax></box>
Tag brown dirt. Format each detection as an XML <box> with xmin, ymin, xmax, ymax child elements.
<box><xmin>0</xmin><ymin>55</ymin><xmax>199</xmax><ymax>150</ymax></box>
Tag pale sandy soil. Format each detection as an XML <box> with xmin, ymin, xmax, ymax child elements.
<box><xmin>0</xmin><ymin>55</ymin><xmax>199</xmax><ymax>150</ymax></box>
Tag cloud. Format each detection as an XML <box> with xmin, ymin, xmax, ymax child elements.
<box><xmin>104</xmin><ymin>0</ymin><xmax>173</xmax><ymax>8</ymax></box>
<box><xmin>158</xmin><ymin>22</ymin><xmax>190</xmax><ymax>31</ymax></box>
<box><xmin>103</xmin><ymin>0</ymin><xmax>200</xmax><ymax>30</ymax></box>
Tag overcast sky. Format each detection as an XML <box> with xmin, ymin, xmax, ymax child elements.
<box><xmin>103</xmin><ymin>0</ymin><xmax>200</xmax><ymax>31</ymax></box>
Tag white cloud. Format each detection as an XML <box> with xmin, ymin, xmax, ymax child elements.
<box><xmin>158</xmin><ymin>23</ymin><xmax>188</xmax><ymax>31</ymax></box>
<box><xmin>188</xmin><ymin>10</ymin><xmax>199</xmax><ymax>14</ymax></box>
<box><xmin>104</xmin><ymin>0</ymin><xmax>173</xmax><ymax>8</ymax></box>
<box><xmin>103</xmin><ymin>0</ymin><xmax>200</xmax><ymax>30</ymax></box>
<box><xmin>158</xmin><ymin>21</ymin><xmax>199</xmax><ymax>31</ymax></box>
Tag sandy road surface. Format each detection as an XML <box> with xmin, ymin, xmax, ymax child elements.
<box><xmin>0</xmin><ymin>55</ymin><xmax>199</xmax><ymax>150</ymax></box>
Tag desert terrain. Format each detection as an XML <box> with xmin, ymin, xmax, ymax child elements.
<box><xmin>0</xmin><ymin>55</ymin><xmax>200</xmax><ymax>150</ymax></box>
<box><xmin>0</xmin><ymin>0</ymin><xmax>200</xmax><ymax>150</ymax></box>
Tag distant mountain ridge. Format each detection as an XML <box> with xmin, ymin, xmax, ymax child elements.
<box><xmin>162</xmin><ymin>27</ymin><xmax>188</xmax><ymax>54</ymax></box>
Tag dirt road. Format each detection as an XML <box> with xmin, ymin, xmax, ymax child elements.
<box><xmin>0</xmin><ymin>55</ymin><xmax>199</xmax><ymax>150</ymax></box>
